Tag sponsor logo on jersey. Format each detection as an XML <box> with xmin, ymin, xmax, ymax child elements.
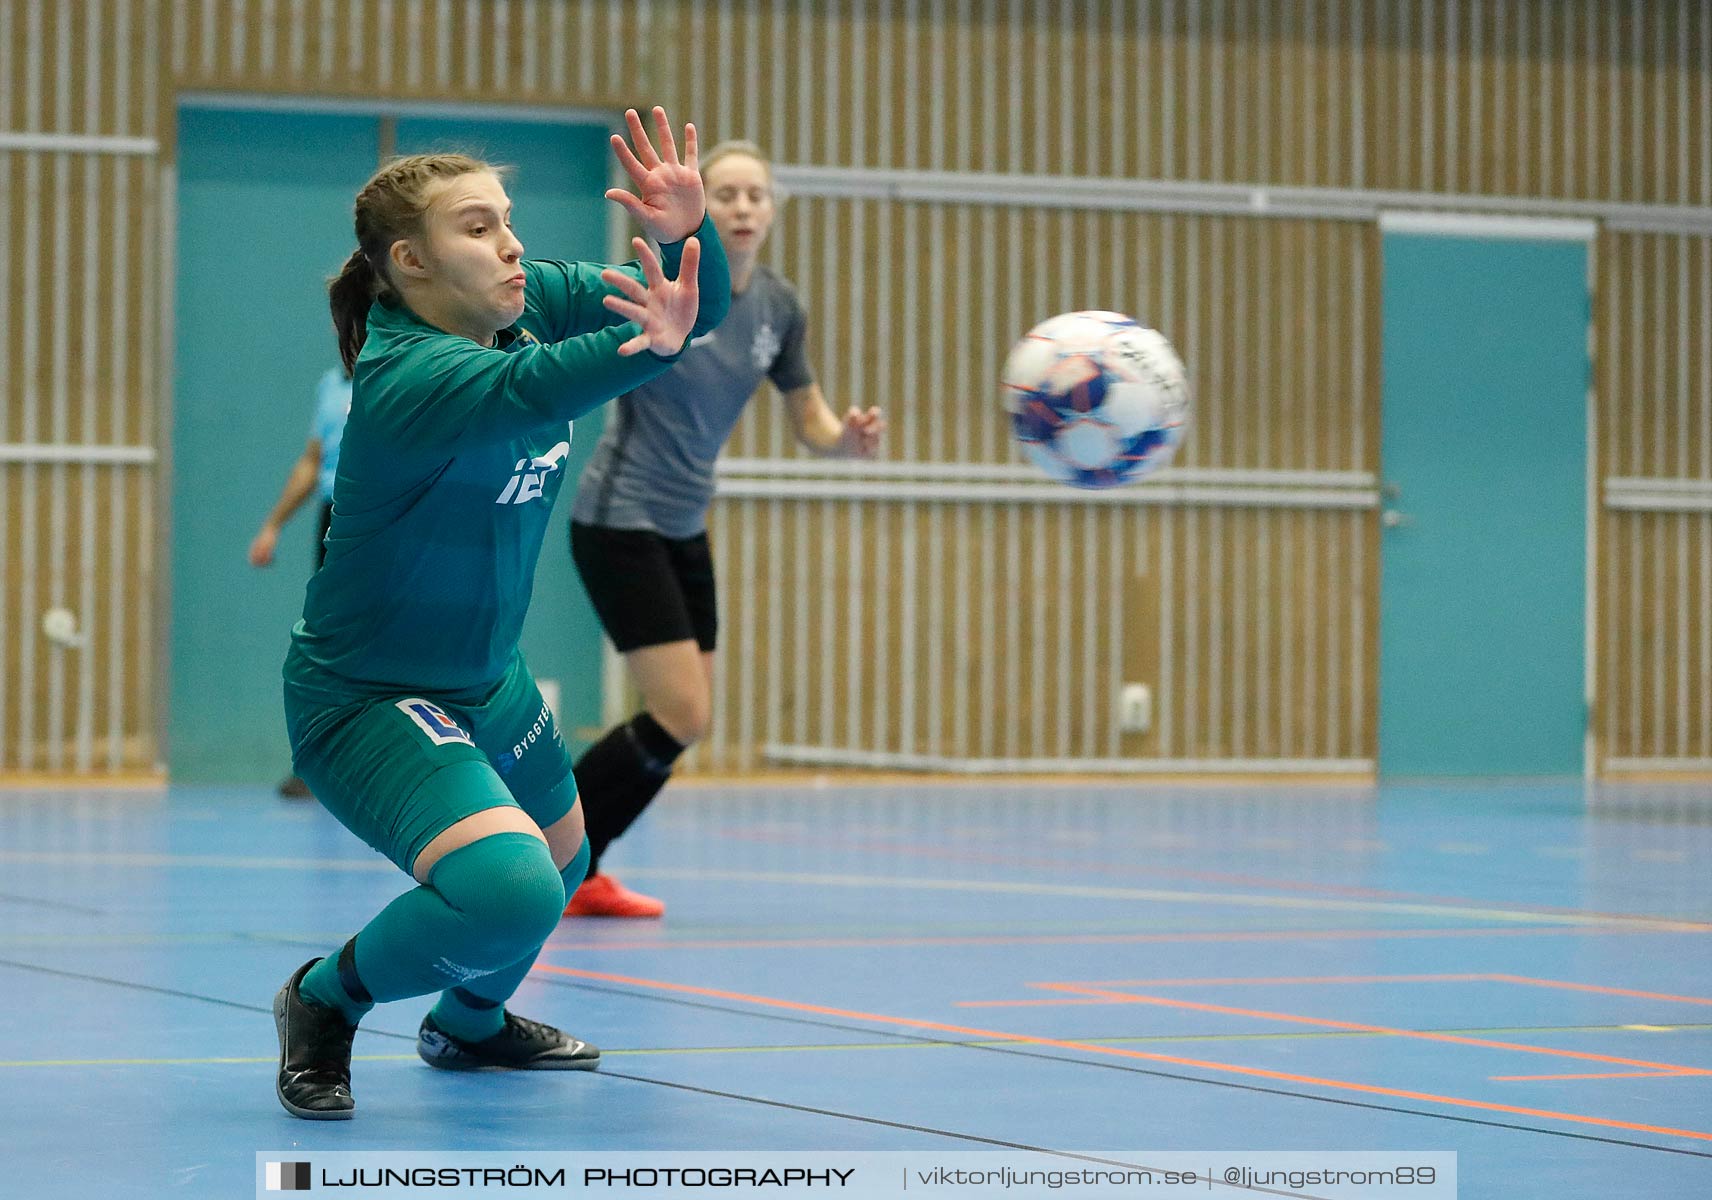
<box><xmin>496</xmin><ymin>699</ymin><xmax>559</xmax><ymax>776</ymax></box>
<box><xmin>495</xmin><ymin>439</ymin><xmax>570</xmax><ymax>505</ymax></box>
<box><xmin>395</xmin><ymin>699</ymin><xmax>473</xmax><ymax>746</ymax></box>
<box><xmin>511</xmin><ymin>699</ymin><xmax>558</xmax><ymax>762</ymax></box>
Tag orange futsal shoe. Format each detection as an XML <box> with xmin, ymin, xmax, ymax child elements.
<box><xmin>563</xmin><ymin>873</ymin><xmax>665</xmax><ymax>918</ymax></box>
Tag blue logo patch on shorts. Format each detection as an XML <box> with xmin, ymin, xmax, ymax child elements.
<box><xmin>396</xmin><ymin>699</ymin><xmax>473</xmax><ymax>746</ymax></box>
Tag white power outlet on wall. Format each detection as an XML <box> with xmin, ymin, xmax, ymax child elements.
<box><xmin>1118</xmin><ymin>683</ymin><xmax>1152</xmax><ymax>733</ymax></box>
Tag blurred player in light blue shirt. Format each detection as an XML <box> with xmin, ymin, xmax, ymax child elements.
<box><xmin>250</xmin><ymin>365</ymin><xmax>352</xmax><ymax>798</ymax></box>
<box><xmin>249</xmin><ymin>366</ymin><xmax>353</xmax><ymax>573</ymax></box>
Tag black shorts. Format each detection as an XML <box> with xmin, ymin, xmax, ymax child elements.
<box><xmin>570</xmin><ymin>521</ymin><xmax>718</xmax><ymax>654</ymax></box>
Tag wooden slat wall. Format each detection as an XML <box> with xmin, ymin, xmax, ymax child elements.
<box><xmin>725</xmin><ymin>205</ymin><xmax>1377</xmax><ymax>475</ymax></box>
<box><xmin>162</xmin><ymin>2</ymin><xmax>1712</xmax><ymax>204</ymax></box>
<box><xmin>1598</xmin><ymin>231</ymin><xmax>1712</xmax><ymax>767</ymax></box>
<box><xmin>1362</xmin><ymin>0</ymin><xmax>1712</xmax><ymax>204</ymax></box>
<box><xmin>692</xmin><ymin>206</ymin><xmax>1377</xmax><ymax>770</ymax></box>
<box><xmin>2</xmin><ymin>0</ymin><xmax>161</xmax><ymax>774</ymax></box>
<box><xmin>659</xmin><ymin>1</ymin><xmax>1712</xmax><ymax>201</ymax></box>
<box><xmin>5</xmin><ymin>2</ymin><xmax>1706</xmax><ymax>776</ymax></box>
<box><xmin>165</xmin><ymin>0</ymin><xmax>646</xmax><ymax>113</ymax></box>
<box><xmin>698</xmin><ymin>500</ymin><xmax>1379</xmax><ymax>770</ymax></box>
<box><xmin>665</xmin><ymin>0</ymin><xmax>1374</xmax><ymax>185</ymax></box>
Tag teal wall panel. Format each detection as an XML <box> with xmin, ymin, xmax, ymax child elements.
<box><xmin>170</xmin><ymin>109</ymin><xmax>378</xmax><ymax>783</ymax></box>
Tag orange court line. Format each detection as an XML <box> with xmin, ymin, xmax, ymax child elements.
<box><xmin>1012</xmin><ymin>982</ymin><xmax>1712</xmax><ymax>1076</ymax></box>
<box><xmin>958</xmin><ymin>979</ymin><xmax>1479</xmax><ymax>1006</ymax></box>
<box><xmin>960</xmin><ymin>972</ymin><xmax>1712</xmax><ymax>1009</ymax></box>
<box><xmin>1487</xmin><ymin>975</ymin><xmax>1712</xmax><ymax>1008</ymax></box>
<box><xmin>532</xmin><ymin>964</ymin><xmax>1712</xmax><ymax>1143</ymax></box>
<box><xmin>953</xmin><ymin>997</ymin><xmax>1136</xmax><ymax>1008</ymax></box>
<box><xmin>1034</xmin><ymin>974</ymin><xmax>1490</xmax><ymax>988</ymax></box>
<box><xmin>952</xmin><ymin>975</ymin><xmax>1521</xmax><ymax>1008</ymax></box>
<box><xmin>539</xmin><ymin>924</ymin><xmax>1665</xmax><ymax>955</ymax></box>
<box><xmin>1491</xmin><ymin>1071</ymin><xmax>1702</xmax><ymax>1082</ymax></box>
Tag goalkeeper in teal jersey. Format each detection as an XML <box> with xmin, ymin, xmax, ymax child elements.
<box><xmin>273</xmin><ymin>107</ymin><xmax>729</xmax><ymax>1120</ymax></box>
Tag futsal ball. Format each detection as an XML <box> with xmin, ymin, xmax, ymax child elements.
<box><xmin>1002</xmin><ymin>311</ymin><xmax>1189</xmax><ymax>489</ymax></box>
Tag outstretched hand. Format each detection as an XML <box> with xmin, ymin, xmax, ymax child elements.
<box><xmin>837</xmin><ymin>406</ymin><xmax>886</xmax><ymax>458</ymax></box>
<box><xmin>600</xmin><ymin>236</ymin><xmax>703</xmax><ymax>358</ymax></box>
<box><xmin>606</xmin><ymin>106</ymin><xmax>703</xmax><ymax>245</ymax></box>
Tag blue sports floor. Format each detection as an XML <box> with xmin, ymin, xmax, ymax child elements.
<box><xmin>1</xmin><ymin>778</ymin><xmax>1710</xmax><ymax>1197</ymax></box>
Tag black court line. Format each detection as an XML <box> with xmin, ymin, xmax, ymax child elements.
<box><xmin>0</xmin><ymin>954</ymin><xmax>1320</xmax><ymax>1196</ymax></box>
<box><xmin>0</xmin><ymin>956</ymin><xmax>418</xmax><ymax>1043</ymax></box>
<box><xmin>0</xmin><ymin>890</ymin><xmax>107</xmax><ymax>915</ymax></box>
<box><xmin>6</xmin><ymin>953</ymin><xmax>1707</xmax><ymax>1161</ymax></box>
<box><xmin>542</xmin><ymin>977</ymin><xmax>1712</xmax><ymax>1160</ymax></box>
<box><xmin>595</xmin><ymin>1070</ymin><xmax>1328</xmax><ymax>1200</ymax></box>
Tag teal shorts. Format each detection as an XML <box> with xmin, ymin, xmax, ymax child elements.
<box><xmin>284</xmin><ymin>653</ymin><xmax>579</xmax><ymax>875</ymax></box>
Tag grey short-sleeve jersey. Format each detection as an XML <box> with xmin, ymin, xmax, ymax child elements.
<box><xmin>571</xmin><ymin>265</ymin><xmax>812</xmax><ymax>537</ymax></box>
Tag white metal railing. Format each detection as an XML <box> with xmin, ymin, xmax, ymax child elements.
<box><xmin>0</xmin><ymin>132</ymin><xmax>159</xmax><ymax>155</ymax></box>
<box><xmin>0</xmin><ymin>444</ymin><xmax>158</xmax><ymax>465</ymax></box>
<box><xmin>762</xmin><ymin>744</ymin><xmax>1375</xmax><ymax>776</ymax></box>
<box><xmin>1604</xmin><ymin>477</ymin><xmax>1712</xmax><ymax>513</ymax></box>
<box><xmin>775</xmin><ymin>165</ymin><xmax>1712</xmax><ymax>237</ymax></box>
<box><xmin>1605</xmin><ymin>758</ymin><xmax>1712</xmax><ymax>773</ymax></box>
<box><xmin>716</xmin><ymin>460</ymin><xmax>1380</xmax><ymax>511</ymax></box>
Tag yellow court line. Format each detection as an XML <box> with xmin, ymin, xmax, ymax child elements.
<box><xmin>4</xmin><ymin>1021</ymin><xmax>1708</xmax><ymax>1071</ymax></box>
<box><xmin>0</xmin><ymin>1054</ymin><xmax>419</xmax><ymax>1068</ymax></box>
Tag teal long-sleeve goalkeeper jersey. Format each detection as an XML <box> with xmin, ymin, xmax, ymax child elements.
<box><xmin>285</xmin><ymin>218</ymin><xmax>730</xmax><ymax>700</ymax></box>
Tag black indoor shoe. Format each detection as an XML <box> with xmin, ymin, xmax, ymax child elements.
<box><xmin>416</xmin><ymin>1010</ymin><xmax>600</xmax><ymax>1072</ymax></box>
<box><xmin>273</xmin><ymin>959</ymin><xmax>357</xmax><ymax>1119</ymax></box>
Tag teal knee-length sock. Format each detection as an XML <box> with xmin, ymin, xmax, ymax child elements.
<box><xmin>299</xmin><ymin>832</ymin><xmax>566</xmax><ymax>1026</ymax></box>
<box><xmin>428</xmin><ymin>835</ymin><xmax>592</xmax><ymax>1041</ymax></box>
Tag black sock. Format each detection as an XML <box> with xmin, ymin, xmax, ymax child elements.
<box><xmin>574</xmin><ymin>712</ymin><xmax>684</xmax><ymax>874</ymax></box>
<box><xmin>590</xmin><ymin>768</ymin><xmax>674</xmax><ymax>875</ymax></box>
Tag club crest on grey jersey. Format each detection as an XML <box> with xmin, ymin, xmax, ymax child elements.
<box><xmin>750</xmin><ymin>321</ymin><xmax>781</xmax><ymax>370</ymax></box>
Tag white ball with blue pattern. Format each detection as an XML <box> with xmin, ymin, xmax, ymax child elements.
<box><xmin>1002</xmin><ymin>311</ymin><xmax>1189</xmax><ymax>489</ymax></box>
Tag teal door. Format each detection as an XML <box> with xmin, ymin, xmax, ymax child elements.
<box><xmin>171</xmin><ymin>109</ymin><xmax>611</xmax><ymax>782</ymax></box>
<box><xmin>1378</xmin><ymin>220</ymin><xmax>1590</xmax><ymax>777</ymax></box>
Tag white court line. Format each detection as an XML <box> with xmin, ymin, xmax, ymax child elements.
<box><xmin>584</xmin><ymin>866</ymin><xmax>1712</xmax><ymax>931</ymax></box>
<box><xmin>5</xmin><ymin>857</ymin><xmax>1705</xmax><ymax>935</ymax></box>
<box><xmin>0</xmin><ymin>851</ymin><xmax>393</xmax><ymax>873</ymax></box>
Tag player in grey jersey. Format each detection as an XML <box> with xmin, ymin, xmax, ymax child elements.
<box><xmin>564</xmin><ymin>140</ymin><xmax>885</xmax><ymax>917</ymax></box>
